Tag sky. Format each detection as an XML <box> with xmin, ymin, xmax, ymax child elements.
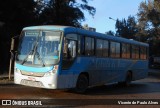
<box><xmin>82</xmin><ymin>0</ymin><xmax>145</xmax><ymax>34</ymax></box>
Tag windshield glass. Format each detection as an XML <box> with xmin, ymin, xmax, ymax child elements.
<box><xmin>16</xmin><ymin>30</ymin><xmax>62</xmax><ymax>66</ymax></box>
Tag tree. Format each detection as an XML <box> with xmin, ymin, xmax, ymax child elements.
<box><xmin>115</xmin><ymin>16</ymin><xmax>138</xmax><ymax>39</ymax></box>
<box><xmin>137</xmin><ymin>0</ymin><xmax>160</xmax><ymax>39</ymax></box>
<box><xmin>39</xmin><ymin>0</ymin><xmax>96</xmax><ymax>27</ymax></box>
<box><xmin>105</xmin><ymin>30</ymin><xmax>115</xmax><ymax>36</ymax></box>
<box><xmin>137</xmin><ymin>0</ymin><xmax>160</xmax><ymax>56</ymax></box>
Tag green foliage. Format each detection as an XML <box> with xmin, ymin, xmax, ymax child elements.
<box><xmin>105</xmin><ymin>30</ymin><xmax>115</xmax><ymax>36</ymax></box>
<box><xmin>137</xmin><ymin>0</ymin><xmax>160</xmax><ymax>56</ymax></box>
<box><xmin>115</xmin><ymin>16</ymin><xmax>138</xmax><ymax>39</ymax></box>
<box><xmin>38</xmin><ymin>0</ymin><xmax>96</xmax><ymax>27</ymax></box>
<box><xmin>137</xmin><ymin>0</ymin><xmax>160</xmax><ymax>38</ymax></box>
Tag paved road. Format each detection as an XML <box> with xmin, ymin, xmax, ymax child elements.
<box><xmin>0</xmin><ymin>70</ymin><xmax>160</xmax><ymax>107</ymax></box>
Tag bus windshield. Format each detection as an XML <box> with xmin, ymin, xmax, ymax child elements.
<box><xmin>16</xmin><ymin>30</ymin><xmax>62</xmax><ymax>66</ymax></box>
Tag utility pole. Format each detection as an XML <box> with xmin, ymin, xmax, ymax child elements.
<box><xmin>9</xmin><ymin>37</ymin><xmax>15</xmax><ymax>80</ymax></box>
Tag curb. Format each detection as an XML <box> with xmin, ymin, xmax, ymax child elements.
<box><xmin>0</xmin><ymin>76</ymin><xmax>14</xmax><ymax>85</ymax></box>
<box><xmin>0</xmin><ymin>81</ymin><xmax>14</xmax><ymax>85</ymax></box>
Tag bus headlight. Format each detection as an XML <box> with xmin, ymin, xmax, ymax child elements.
<box><xmin>44</xmin><ymin>65</ymin><xmax>58</xmax><ymax>77</ymax></box>
<box><xmin>44</xmin><ymin>71</ymin><xmax>53</xmax><ymax>77</ymax></box>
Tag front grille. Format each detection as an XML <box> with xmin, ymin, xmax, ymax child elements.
<box><xmin>21</xmin><ymin>70</ymin><xmax>45</xmax><ymax>77</ymax></box>
<box><xmin>21</xmin><ymin>79</ymin><xmax>44</xmax><ymax>87</ymax></box>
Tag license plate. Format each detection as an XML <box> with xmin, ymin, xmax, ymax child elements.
<box><xmin>21</xmin><ymin>79</ymin><xmax>43</xmax><ymax>87</ymax></box>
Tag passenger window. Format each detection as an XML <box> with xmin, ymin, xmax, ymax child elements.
<box><xmin>110</xmin><ymin>41</ymin><xmax>120</xmax><ymax>58</ymax></box>
<box><xmin>96</xmin><ymin>39</ymin><xmax>103</xmax><ymax>57</ymax></box>
<box><xmin>85</xmin><ymin>37</ymin><xmax>94</xmax><ymax>56</ymax></box>
<box><xmin>140</xmin><ymin>46</ymin><xmax>147</xmax><ymax>59</ymax></box>
<box><xmin>122</xmin><ymin>43</ymin><xmax>131</xmax><ymax>59</ymax></box>
<box><xmin>63</xmin><ymin>39</ymin><xmax>77</xmax><ymax>59</ymax></box>
<box><xmin>132</xmin><ymin>45</ymin><xmax>139</xmax><ymax>59</ymax></box>
<box><xmin>103</xmin><ymin>40</ymin><xmax>109</xmax><ymax>57</ymax></box>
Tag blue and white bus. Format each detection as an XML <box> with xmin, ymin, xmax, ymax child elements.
<box><xmin>14</xmin><ymin>25</ymin><xmax>149</xmax><ymax>93</ymax></box>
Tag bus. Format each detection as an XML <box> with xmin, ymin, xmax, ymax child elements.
<box><xmin>14</xmin><ymin>25</ymin><xmax>149</xmax><ymax>93</ymax></box>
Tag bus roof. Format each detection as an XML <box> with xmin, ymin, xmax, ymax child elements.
<box><xmin>23</xmin><ymin>25</ymin><xmax>149</xmax><ymax>47</ymax></box>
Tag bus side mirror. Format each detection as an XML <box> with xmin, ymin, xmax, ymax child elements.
<box><xmin>10</xmin><ymin>36</ymin><xmax>19</xmax><ymax>52</ymax></box>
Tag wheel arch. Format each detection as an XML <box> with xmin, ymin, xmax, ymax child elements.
<box><xmin>79</xmin><ymin>72</ymin><xmax>89</xmax><ymax>84</ymax></box>
<box><xmin>75</xmin><ymin>72</ymin><xmax>89</xmax><ymax>93</ymax></box>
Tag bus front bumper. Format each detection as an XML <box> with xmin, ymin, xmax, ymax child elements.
<box><xmin>14</xmin><ymin>72</ymin><xmax>58</xmax><ymax>89</ymax></box>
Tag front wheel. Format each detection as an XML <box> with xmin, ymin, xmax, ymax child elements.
<box><xmin>75</xmin><ymin>74</ymin><xmax>88</xmax><ymax>93</ymax></box>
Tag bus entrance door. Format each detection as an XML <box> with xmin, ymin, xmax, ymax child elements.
<box><xmin>62</xmin><ymin>39</ymin><xmax>77</xmax><ymax>69</ymax></box>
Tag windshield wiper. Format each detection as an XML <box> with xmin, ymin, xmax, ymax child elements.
<box><xmin>35</xmin><ymin>50</ymin><xmax>45</xmax><ymax>67</ymax></box>
<box><xmin>21</xmin><ymin>41</ymin><xmax>38</xmax><ymax>65</ymax></box>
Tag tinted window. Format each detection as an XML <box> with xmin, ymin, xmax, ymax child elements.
<box><xmin>122</xmin><ymin>43</ymin><xmax>131</xmax><ymax>58</ymax></box>
<box><xmin>96</xmin><ymin>39</ymin><xmax>103</xmax><ymax>57</ymax></box>
<box><xmin>140</xmin><ymin>46</ymin><xmax>147</xmax><ymax>59</ymax></box>
<box><xmin>110</xmin><ymin>41</ymin><xmax>120</xmax><ymax>58</ymax></box>
<box><xmin>103</xmin><ymin>40</ymin><xmax>109</xmax><ymax>57</ymax></box>
<box><xmin>85</xmin><ymin>37</ymin><xmax>94</xmax><ymax>56</ymax></box>
<box><xmin>132</xmin><ymin>45</ymin><xmax>139</xmax><ymax>59</ymax></box>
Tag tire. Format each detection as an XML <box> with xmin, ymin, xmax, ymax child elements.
<box><xmin>118</xmin><ymin>72</ymin><xmax>132</xmax><ymax>87</ymax></box>
<box><xmin>125</xmin><ymin>72</ymin><xmax>132</xmax><ymax>86</ymax></box>
<box><xmin>75</xmin><ymin>74</ymin><xmax>88</xmax><ymax>93</ymax></box>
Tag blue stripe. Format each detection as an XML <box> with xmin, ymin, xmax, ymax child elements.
<box><xmin>15</xmin><ymin>63</ymin><xmax>53</xmax><ymax>72</ymax></box>
<box><xmin>53</xmin><ymin>56</ymin><xmax>59</xmax><ymax>59</ymax></box>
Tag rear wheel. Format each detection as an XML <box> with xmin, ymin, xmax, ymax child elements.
<box><xmin>75</xmin><ymin>74</ymin><xmax>88</xmax><ymax>93</ymax></box>
<box><xmin>118</xmin><ymin>72</ymin><xmax>132</xmax><ymax>87</ymax></box>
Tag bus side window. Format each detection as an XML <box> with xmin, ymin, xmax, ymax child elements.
<box><xmin>140</xmin><ymin>46</ymin><xmax>147</xmax><ymax>59</ymax></box>
<box><xmin>96</xmin><ymin>39</ymin><xmax>103</xmax><ymax>57</ymax></box>
<box><xmin>132</xmin><ymin>45</ymin><xmax>139</xmax><ymax>59</ymax></box>
<box><xmin>81</xmin><ymin>36</ymin><xmax>85</xmax><ymax>55</ymax></box>
<box><xmin>110</xmin><ymin>41</ymin><xmax>116</xmax><ymax>58</ymax></box>
<box><xmin>68</xmin><ymin>40</ymin><xmax>77</xmax><ymax>58</ymax></box>
<box><xmin>63</xmin><ymin>39</ymin><xmax>77</xmax><ymax>59</ymax></box>
<box><xmin>110</xmin><ymin>41</ymin><xmax>120</xmax><ymax>58</ymax></box>
<box><xmin>85</xmin><ymin>36</ymin><xmax>94</xmax><ymax>56</ymax></box>
<box><xmin>122</xmin><ymin>43</ymin><xmax>130</xmax><ymax>59</ymax></box>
